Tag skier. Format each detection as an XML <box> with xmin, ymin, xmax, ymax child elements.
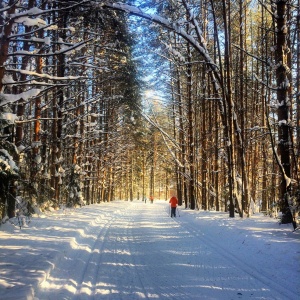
<box><xmin>169</xmin><ymin>195</ymin><xmax>178</xmax><ymax>217</ymax></box>
<box><xmin>150</xmin><ymin>195</ymin><xmax>154</xmax><ymax>204</ymax></box>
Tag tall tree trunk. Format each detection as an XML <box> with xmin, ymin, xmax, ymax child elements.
<box><xmin>201</xmin><ymin>77</ymin><xmax>208</xmax><ymax>211</ymax></box>
<box><xmin>142</xmin><ymin>152</ymin><xmax>146</xmax><ymax>201</ymax></box>
<box><xmin>32</xmin><ymin>0</ymin><xmax>45</xmax><ymax>187</ymax></box>
<box><xmin>261</xmin><ymin>2</ymin><xmax>268</xmax><ymax>212</ymax></box>
<box><xmin>176</xmin><ymin>66</ymin><xmax>186</xmax><ymax>207</ymax></box>
<box><xmin>0</xmin><ymin>1</ymin><xmax>16</xmax><ymax>92</ymax></box>
<box><xmin>238</xmin><ymin>0</ymin><xmax>250</xmax><ymax>216</ymax></box>
<box><xmin>297</xmin><ymin>0</ymin><xmax>300</xmax><ymax>167</ymax></box>
<box><xmin>222</xmin><ymin>0</ymin><xmax>236</xmax><ymax>217</ymax></box>
<box><xmin>171</xmin><ymin>74</ymin><xmax>182</xmax><ymax>204</ymax></box>
<box><xmin>186</xmin><ymin>42</ymin><xmax>196</xmax><ymax>210</ymax></box>
<box><xmin>130</xmin><ymin>156</ymin><xmax>134</xmax><ymax>201</ymax></box>
<box><xmin>276</xmin><ymin>1</ymin><xmax>292</xmax><ymax>223</ymax></box>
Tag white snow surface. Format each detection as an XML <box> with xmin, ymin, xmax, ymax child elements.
<box><xmin>0</xmin><ymin>200</ymin><xmax>299</xmax><ymax>300</ymax></box>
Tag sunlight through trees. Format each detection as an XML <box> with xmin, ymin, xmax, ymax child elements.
<box><xmin>0</xmin><ymin>0</ymin><xmax>299</xmax><ymax>227</ymax></box>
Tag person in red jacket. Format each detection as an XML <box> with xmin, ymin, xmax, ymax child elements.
<box><xmin>150</xmin><ymin>195</ymin><xmax>154</xmax><ymax>204</ymax></box>
<box><xmin>169</xmin><ymin>195</ymin><xmax>178</xmax><ymax>217</ymax></box>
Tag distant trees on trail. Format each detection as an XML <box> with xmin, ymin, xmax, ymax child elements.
<box><xmin>0</xmin><ymin>1</ymin><xmax>299</xmax><ymax>227</ymax></box>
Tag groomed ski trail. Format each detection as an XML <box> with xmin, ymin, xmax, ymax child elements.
<box><xmin>34</xmin><ymin>201</ymin><xmax>297</xmax><ymax>300</ymax></box>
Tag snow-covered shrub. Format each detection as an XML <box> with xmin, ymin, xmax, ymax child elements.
<box><xmin>0</xmin><ymin>107</ymin><xmax>20</xmax><ymax>219</ymax></box>
<box><xmin>66</xmin><ymin>164</ymin><xmax>84</xmax><ymax>207</ymax></box>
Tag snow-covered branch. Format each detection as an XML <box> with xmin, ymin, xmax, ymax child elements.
<box><xmin>98</xmin><ymin>2</ymin><xmax>220</xmax><ymax>77</ymax></box>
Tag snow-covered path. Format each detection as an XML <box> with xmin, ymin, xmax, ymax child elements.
<box><xmin>1</xmin><ymin>200</ymin><xmax>299</xmax><ymax>300</ymax></box>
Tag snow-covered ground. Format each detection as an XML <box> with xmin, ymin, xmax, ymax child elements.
<box><xmin>0</xmin><ymin>200</ymin><xmax>299</xmax><ymax>300</ymax></box>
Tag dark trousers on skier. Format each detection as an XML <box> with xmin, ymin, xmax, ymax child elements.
<box><xmin>171</xmin><ymin>207</ymin><xmax>176</xmax><ymax>217</ymax></box>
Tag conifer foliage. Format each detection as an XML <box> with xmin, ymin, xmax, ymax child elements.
<box><xmin>0</xmin><ymin>0</ymin><xmax>141</xmax><ymax>218</ymax></box>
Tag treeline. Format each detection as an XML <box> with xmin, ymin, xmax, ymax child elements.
<box><xmin>117</xmin><ymin>0</ymin><xmax>300</xmax><ymax>223</ymax></box>
<box><xmin>0</xmin><ymin>1</ymin><xmax>299</xmax><ymax>226</ymax></box>
<box><xmin>0</xmin><ymin>1</ymin><xmax>142</xmax><ymax>218</ymax></box>
<box><xmin>163</xmin><ymin>0</ymin><xmax>299</xmax><ymax>222</ymax></box>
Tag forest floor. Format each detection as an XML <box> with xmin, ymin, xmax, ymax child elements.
<box><xmin>0</xmin><ymin>200</ymin><xmax>299</xmax><ymax>300</ymax></box>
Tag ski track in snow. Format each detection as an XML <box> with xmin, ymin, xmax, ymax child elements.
<box><xmin>169</xmin><ymin>207</ymin><xmax>298</xmax><ymax>300</ymax></box>
<box><xmin>1</xmin><ymin>200</ymin><xmax>298</xmax><ymax>300</ymax></box>
<box><xmin>35</xmin><ymin>201</ymin><xmax>297</xmax><ymax>300</ymax></box>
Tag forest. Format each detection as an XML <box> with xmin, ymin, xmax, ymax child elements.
<box><xmin>0</xmin><ymin>0</ymin><xmax>299</xmax><ymax>227</ymax></box>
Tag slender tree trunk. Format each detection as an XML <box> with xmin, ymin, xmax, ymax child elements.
<box><xmin>297</xmin><ymin>0</ymin><xmax>300</xmax><ymax>167</ymax></box>
<box><xmin>275</xmin><ymin>1</ymin><xmax>292</xmax><ymax>222</ymax></box>
<box><xmin>130</xmin><ymin>156</ymin><xmax>134</xmax><ymax>201</ymax></box>
<box><xmin>171</xmin><ymin>75</ymin><xmax>182</xmax><ymax>204</ymax></box>
<box><xmin>201</xmin><ymin>80</ymin><xmax>208</xmax><ymax>211</ymax></box>
<box><xmin>176</xmin><ymin>66</ymin><xmax>186</xmax><ymax>207</ymax></box>
<box><xmin>0</xmin><ymin>1</ymin><xmax>16</xmax><ymax>91</ymax></box>
<box><xmin>221</xmin><ymin>0</ymin><xmax>235</xmax><ymax>217</ymax></box>
<box><xmin>32</xmin><ymin>0</ymin><xmax>45</xmax><ymax>187</ymax></box>
<box><xmin>260</xmin><ymin>2</ymin><xmax>268</xmax><ymax>212</ymax></box>
<box><xmin>142</xmin><ymin>153</ymin><xmax>145</xmax><ymax>201</ymax></box>
<box><xmin>186</xmin><ymin>42</ymin><xmax>196</xmax><ymax>210</ymax></box>
<box><xmin>238</xmin><ymin>0</ymin><xmax>250</xmax><ymax>216</ymax></box>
